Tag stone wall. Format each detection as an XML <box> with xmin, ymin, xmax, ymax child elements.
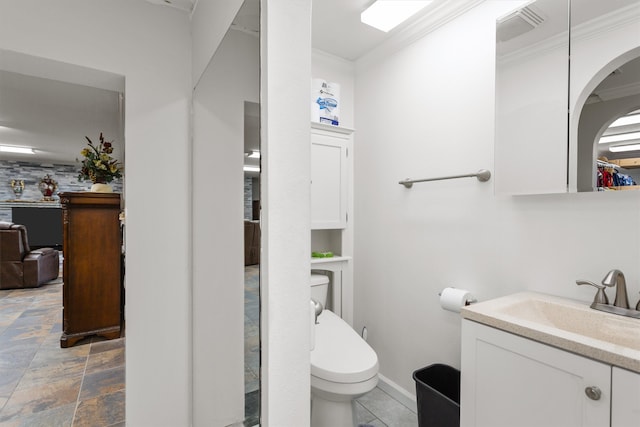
<box><xmin>0</xmin><ymin>160</ymin><xmax>123</xmax><ymax>221</ymax></box>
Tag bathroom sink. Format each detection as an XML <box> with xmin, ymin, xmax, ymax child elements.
<box><xmin>498</xmin><ymin>298</ymin><xmax>640</xmax><ymax>350</ymax></box>
<box><xmin>461</xmin><ymin>292</ymin><xmax>640</xmax><ymax>373</ymax></box>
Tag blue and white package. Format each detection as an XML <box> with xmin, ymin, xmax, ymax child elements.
<box><xmin>311</xmin><ymin>78</ymin><xmax>340</xmax><ymax>126</ymax></box>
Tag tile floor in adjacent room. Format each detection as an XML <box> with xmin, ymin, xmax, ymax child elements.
<box><xmin>0</xmin><ymin>266</ymin><xmax>415</xmax><ymax>427</ymax></box>
<box><xmin>0</xmin><ymin>280</ymin><xmax>125</xmax><ymax>427</ymax></box>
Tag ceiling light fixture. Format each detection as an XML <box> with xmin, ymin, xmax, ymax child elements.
<box><xmin>608</xmin><ymin>113</ymin><xmax>640</xmax><ymax>128</ymax></box>
<box><xmin>361</xmin><ymin>0</ymin><xmax>432</xmax><ymax>32</ymax></box>
<box><xmin>599</xmin><ymin>131</ymin><xmax>640</xmax><ymax>145</ymax></box>
<box><xmin>609</xmin><ymin>143</ymin><xmax>640</xmax><ymax>153</ymax></box>
<box><xmin>243</xmin><ymin>165</ymin><xmax>260</xmax><ymax>172</ymax></box>
<box><xmin>247</xmin><ymin>150</ymin><xmax>260</xmax><ymax>159</ymax></box>
<box><xmin>0</xmin><ymin>145</ymin><xmax>35</xmax><ymax>154</ymax></box>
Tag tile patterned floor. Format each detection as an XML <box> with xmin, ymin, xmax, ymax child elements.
<box><xmin>0</xmin><ymin>266</ymin><xmax>415</xmax><ymax>427</ymax></box>
<box><xmin>356</xmin><ymin>387</ymin><xmax>418</xmax><ymax>427</ymax></box>
<box><xmin>0</xmin><ymin>281</ymin><xmax>125</xmax><ymax>427</ymax></box>
<box><xmin>244</xmin><ymin>264</ymin><xmax>260</xmax><ymax>426</ymax></box>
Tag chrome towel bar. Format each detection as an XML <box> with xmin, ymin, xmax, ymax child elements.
<box><xmin>399</xmin><ymin>169</ymin><xmax>491</xmax><ymax>188</ymax></box>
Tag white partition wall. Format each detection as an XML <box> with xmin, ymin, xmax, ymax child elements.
<box><xmin>260</xmin><ymin>0</ymin><xmax>313</xmax><ymax>424</ymax></box>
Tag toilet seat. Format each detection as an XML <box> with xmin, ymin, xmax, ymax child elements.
<box><xmin>311</xmin><ymin>310</ymin><xmax>378</xmax><ymax>384</ymax></box>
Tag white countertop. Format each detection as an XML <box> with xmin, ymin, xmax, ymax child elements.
<box><xmin>461</xmin><ymin>291</ymin><xmax>640</xmax><ymax>373</ymax></box>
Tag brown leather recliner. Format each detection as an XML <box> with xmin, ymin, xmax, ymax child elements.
<box><xmin>0</xmin><ymin>221</ymin><xmax>60</xmax><ymax>289</ymax></box>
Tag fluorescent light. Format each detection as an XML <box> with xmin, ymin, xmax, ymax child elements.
<box><xmin>609</xmin><ymin>144</ymin><xmax>640</xmax><ymax>153</ymax></box>
<box><xmin>247</xmin><ymin>150</ymin><xmax>260</xmax><ymax>159</ymax></box>
<box><xmin>361</xmin><ymin>1</ymin><xmax>432</xmax><ymax>32</ymax></box>
<box><xmin>243</xmin><ymin>165</ymin><xmax>260</xmax><ymax>172</ymax></box>
<box><xmin>609</xmin><ymin>114</ymin><xmax>640</xmax><ymax>128</ymax></box>
<box><xmin>0</xmin><ymin>145</ymin><xmax>35</xmax><ymax>154</ymax></box>
<box><xmin>599</xmin><ymin>131</ymin><xmax>640</xmax><ymax>144</ymax></box>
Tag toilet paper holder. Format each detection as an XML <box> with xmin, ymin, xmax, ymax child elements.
<box><xmin>438</xmin><ymin>289</ymin><xmax>477</xmax><ymax>306</ymax></box>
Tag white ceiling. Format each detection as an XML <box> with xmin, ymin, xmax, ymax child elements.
<box><xmin>311</xmin><ymin>0</ymin><xmax>484</xmax><ymax>60</ymax></box>
<box><xmin>152</xmin><ymin>0</ymin><xmax>482</xmax><ymax>61</ymax></box>
<box><xmin>312</xmin><ymin>0</ymin><xmax>398</xmax><ymax>61</ymax></box>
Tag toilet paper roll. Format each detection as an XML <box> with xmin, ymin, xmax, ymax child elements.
<box><xmin>440</xmin><ymin>287</ymin><xmax>474</xmax><ymax>313</ymax></box>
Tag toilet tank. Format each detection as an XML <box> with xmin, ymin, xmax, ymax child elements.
<box><xmin>310</xmin><ymin>274</ymin><xmax>329</xmax><ymax>307</ymax></box>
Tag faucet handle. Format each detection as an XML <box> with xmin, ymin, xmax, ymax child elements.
<box><xmin>576</xmin><ymin>280</ymin><xmax>609</xmax><ymax>305</ymax></box>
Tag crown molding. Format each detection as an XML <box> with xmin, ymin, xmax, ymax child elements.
<box><xmin>571</xmin><ymin>2</ymin><xmax>640</xmax><ymax>44</ymax></box>
<box><xmin>595</xmin><ymin>81</ymin><xmax>640</xmax><ymax>102</ymax></box>
<box><xmin>356</xmin><ymin>0</ymin><xmax>486</xmax><ymax>71</ymax></box>
<box><xmin>500</xmin><ymin>2</ymin><xmax>640</xmax><ymax>67</ymax></box>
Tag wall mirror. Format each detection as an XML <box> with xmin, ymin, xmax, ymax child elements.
<box><xmin>191</xmin><ymin>0</ymin><xmax>260</xmax><ymax>424</ymax></box>
<box><xmin>494</xmin><ymin>0</ymin><xmax>640</xmax><ymax>195</ymax></box>
<box><xmin>571</xmin><ymin>0</ymin><xmax>640</xmax><ymax>192</ymax></box>
<box><xmin>494</xmin><ymin>0</ymin><xmax>570</xmax><ymax>195</ymax></box>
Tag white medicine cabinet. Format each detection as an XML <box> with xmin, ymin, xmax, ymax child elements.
<box><xmin>310</xmin><ymin>122</ymin><xmax>352</xmax><ymax>230</ymax></box>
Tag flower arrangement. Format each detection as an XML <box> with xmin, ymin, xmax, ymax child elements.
<box><xmin>78</xmin><ymin>133</ymin><xmax>122</xmax><ymax>184</ymax></box>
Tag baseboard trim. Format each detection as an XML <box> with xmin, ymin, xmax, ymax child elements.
<box><xmin>377</xmin><ymin>373</ymin><xmax>417</xmax><ymax>413</ymax></box>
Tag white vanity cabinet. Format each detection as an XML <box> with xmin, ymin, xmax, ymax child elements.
<box><xmin>461</xmin><ymin>320</ymin><xmax>611</xmax><ymax>427</ymax></box>
<box><xmin>310</xmin><ymin>123</ymin><xmax>352</xmax><ymax>230</ymax></box>
<box><xmin>612</xmin><ymin>367</ymin><xmax>640</xmax><ymax>427</ymax></box>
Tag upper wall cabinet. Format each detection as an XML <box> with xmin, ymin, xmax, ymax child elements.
<box><xmin>311</xmin><ymin>123</ymin><xmax>352</xmax><ymax>229</ymax></box>
<box><xmin>494</xmin><ymin>0</ymin><xmax>640</xmax><ymax>195</ymax></box>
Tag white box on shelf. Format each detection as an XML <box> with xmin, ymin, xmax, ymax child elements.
<box><xmin>311</xmin><ymin>78</ymin><xmax>340</xmax><ymax>126</ymax></box>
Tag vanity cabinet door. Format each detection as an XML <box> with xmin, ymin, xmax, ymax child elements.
<box><xmin>461</xmin><ymin>320</ymin><xmax>610</xmax><ymax>427</ymax></box>
<box><xmin>612</xmin><ymin>367</ymin><xmax>640</xmax><ymax>427</ymax></box>
<box><xmin>310</xmin><ymin>124</ymin><xmax>350</xmax><ymax>230</ymax></box>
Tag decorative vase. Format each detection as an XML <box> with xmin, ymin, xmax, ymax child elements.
<box><xmin>90</xmin><ymin>182</ymin><xmax>113</xmax><ymax>193</ymax></box>
<box><xmin>10</xmin><ymin>179</ymin><xmax>24</xmax><ymax>199</ymax></box>
<box><xmin>39</xmin><ymin>174</ymin><xmax>58</xmax><ymax>201</ymax></box>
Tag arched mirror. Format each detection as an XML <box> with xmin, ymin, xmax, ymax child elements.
<box><xmin>575</xmin><ymin>52</ymin><xmax>640</xmax><ymax>191</ymax></box>
<box><xmin>494</xmin><ymin>0</ymin><xmax>640</xmax><ymax>195</ymax></box>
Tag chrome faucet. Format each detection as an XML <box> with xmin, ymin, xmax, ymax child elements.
<box><xmin>576</xmin><ymin>269</ymin><xmax>640</xmax><ymax>319</ymax></box>
<box><xmin>601</xmin><ymin>269</ymin><xmax>630</xmax><ymax>309</ymax></box>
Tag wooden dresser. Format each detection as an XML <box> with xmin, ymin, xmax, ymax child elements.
<box><xmin>59</xmin><ymin>192</ymin><xmax>122</xmax><ymax>348</ymax></box>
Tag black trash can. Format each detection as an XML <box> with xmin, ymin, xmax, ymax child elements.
<box><xmin>412</xmin><ymin>364</ymin><xmax>460</xmax><ymax>427</ymax></box>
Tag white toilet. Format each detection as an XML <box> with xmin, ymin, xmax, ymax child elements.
<box><xmin>310</xmin><ymin>274</ymin><xmax>379</xmax><ymax>427</ymax></box>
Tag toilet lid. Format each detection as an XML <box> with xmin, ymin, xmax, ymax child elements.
<box><xmin>310</xmin><ymin>274</ymin><xmax>329</xmax><ymax>286</ymax></box>
<box><xmin>311</xmin><ymin>310</ymin><xmax>379</xmax><ymax>383</ymax></box>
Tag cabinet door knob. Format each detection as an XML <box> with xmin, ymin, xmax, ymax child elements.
<box><xmin>584</xmin><ymin>386</ymin><xmax>601</xmax><ymax>400</ymax></box>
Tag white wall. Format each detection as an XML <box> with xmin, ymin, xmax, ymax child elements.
<box><xmin>353</xmin><ymin>0</ymin><xmax>640</xmax><ymax>396</ymax></box>
<box><xmin>261</xmin><ymin>0</ymin><xmax>312</xmax><ymax>424</ymax></box>
<box><xmin>192</xmin><ymin>28</ymin><xmax>258</xmax><ymax>426</ymax></box>
<box><xmin>0</xmin><ymin>1</ymin><xmax>193</xmax><ymax>425</ymax></box>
